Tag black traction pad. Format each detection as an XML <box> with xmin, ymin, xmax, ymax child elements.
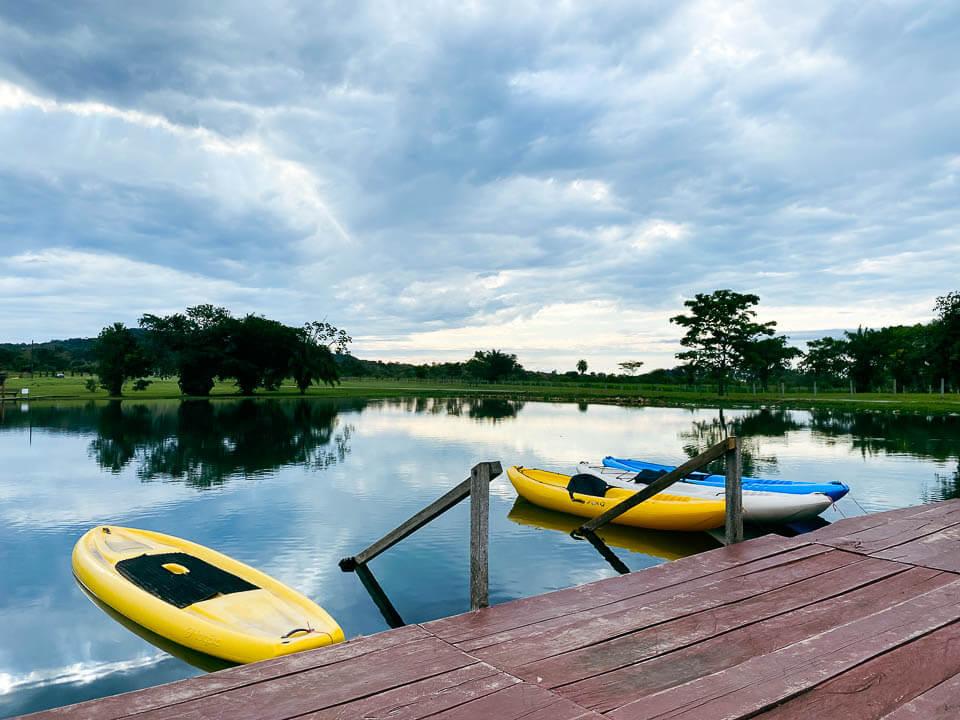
<box><xmin>115</xmin><ymin>552</ymin><xmax>259</xmax><ymax>608</ymax></box>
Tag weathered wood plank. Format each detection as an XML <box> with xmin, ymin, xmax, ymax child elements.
<box><xmin>878</xmin><ymin>673</ymin><xmax>960</xmax><ymax>719</ymax></box>
<box><xmin>19</xmin><ymin>625</ymin><xmax>431</xmax><ymax>720</ymax></box>
<box><xmin>807</xmin><ymin>501</ymin><xmax>960</xmax><ymax>549</ymax></box>
<box><xmin>752</xmin><ymin>621</ymin><xmax>960</xmax><ymax>719</ymax></box>
<box><xmin>301</xmin><ymin>662</ymin><xmax>516</xmax><ymax>720</ymax></box>
<box><xmin>426</xmin><ymin>683</ymin><xmax>605</xmax><ymax>720</ymax></box>
<box><xmin>129</xmin><ymin>637</ymin><xmax>477</xmax><ymax>720</ymax></box>
<box><xmin>871</xmin><ymin>525</ymin><xmax>960</xmax><ymax>572</ymax></box>
<box><xmin>425</xmin><ymin>538</ymin><xmax>819</xmax><ymax>647</ymax></box>
<box><xmin>606</xmin><ymin>578</ymin><xmax>960</xmax><ymax>720</ymax></box>
<box><xmin>812</xmin><ymin>509</ymin><xmax>960</xmax><ymax>556</ymax></box>
<box><xmin>559</xmin><ymin>567</ymin><xmax>954</xmax><ymax>714</ymax></box>
<box><xmin>516</xmin><ymin>556</ymin><xmax>906</xmax><ymax>689</ymax></box>
<box><xmin>468</xmin><ymin>549</ymin><xmax>860</xmax><ymax>670</ymax></box>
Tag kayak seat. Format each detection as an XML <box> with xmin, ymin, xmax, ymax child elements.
<box><xmin>567</xmin><ymin>473</ymin><xmax>613</xmax><ymax>502</ymax></box>
<box><xmin>631</xmin><ymin>469</ymin><xmax>668</xmax><ymax>483</ymax></box>
<box><xmin>116</xmin><ymin>552</ymin><xmax>259</xmax><ymax>609</ymax></box>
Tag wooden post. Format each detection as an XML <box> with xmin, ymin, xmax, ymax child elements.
<box><xmin>850</xmin><ymin>379</ymin><xmax>854</xmax><ymax>395</ymax></box>
<box><xmin>724</xmin><ymin>437</ymin><xmax>743</xmax><ymax>545</ymax></box>
<box><xmin>942</xmin><ymin>378</ymin><xmax>945</xmax><ymax>398</ymax></box>
<box><xmin>893</xmin><ymin>378</ymin><xmax>897</xmax><ymax>396</ymax></box>
<box><xmin>470</xmin><ymin>462</ymin><xmax>490</xmax><ymax>610</ymax></box>
<box><xmin>813</xmin><ymin>381</ymin><xmax>817</xmax><ymax>397</ymax></box>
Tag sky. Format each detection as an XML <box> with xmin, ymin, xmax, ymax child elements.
<box><xmin>0</xmin><ymin>1</ymin><xmax>957</xmax><ymax>373</ymax></box>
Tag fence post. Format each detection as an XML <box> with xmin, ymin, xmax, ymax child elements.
<box><xmin>724</xmin><ymin>437</ymin><xmax>743</xmax><ymax>545</ymax></box>
<box><xmin>942</xmin><ymin>378</ymin><xmax>945</xmax><ymax>398</ymax></box>
<box><xmin>470</xmin><ymin>463</ymin><xmax>491</xmax><ymax>610</ymax></box>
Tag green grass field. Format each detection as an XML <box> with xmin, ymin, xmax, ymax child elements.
<box><xmin>3</xmin><ymin>373</ymin><xmax>959</xmax><ymax>414</ymax></box>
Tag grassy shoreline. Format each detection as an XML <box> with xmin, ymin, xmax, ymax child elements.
<box><xmin>3</xmin><ymin>374</ymin><xmax>959</xmax><ymax>414</ymax></box>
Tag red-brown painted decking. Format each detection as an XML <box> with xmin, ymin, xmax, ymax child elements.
<box><xmin>20</xmin><ymin>499</ymin><xmax>960</xmax><ymax>720</ymax></box>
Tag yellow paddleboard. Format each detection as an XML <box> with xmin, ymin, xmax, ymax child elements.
<box><xmin>507</xmin><ymin>466</ymin><xmax>727</xmax><ymax>532</ymax></box>
<box><xmin>73</xmin><ymin>526</ymin><xmax>344</xmax><ymax>664</ymax></box>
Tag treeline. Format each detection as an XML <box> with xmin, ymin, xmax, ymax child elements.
<box><xmin>2</xmin><ymin>305</ymin><xmax>352</xmax><ymax>397</ymax></box>
<box><xmin>3</xmin><ymin>290</ymin><xmax>959</xmax><ymax>396</ymax></box>
<box><xmin>668</xmin><ymin>289</ymin><xmax>960</xmax><ymax>394</ymax></box>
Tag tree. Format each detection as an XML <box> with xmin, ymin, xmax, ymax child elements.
<box><xmin>618</xmin><ymin>361</ymin><xmax>644</xmax><ymax>376</ymax></box>
<box><xmin>801</xmin><ymin>337</ymin><xmax>849</xmax><ymax>385</ymax></box>
<box><xmin>221</xmin><ymin>314</ymin><xmax>300</xmax><ymax>395</ymax></box>
<box><xmin>465</xmin><ymin>349</ymin><xmax>520</xmax><ymax>382</ymax></box>
<box><xmin>931</xmin><ymin>291</ymin><xmax>960</xmax><ymax>388</ymax></box>
<box><xmin>576</xmin><ymin>359</ymin><xmax>588</xmax><ymax>375</ymax></box>
<box><xmin>670</xmin><ymin>290</ymin><xmax>775</xmax><ymax>395</ymax></box>
<box><xmin>844</xmin><ymin>326</ymin><xmax>889</xmax><ymax>392</ymax></box>
<box><xmin>140</xmin><ymin>305</ymin><xmax>233</xmax><ymax>396</ymax></box>
<box><xmin>739</xmin><ymin>337</ymin><xmax>802</xmax><ymax>391</ymax></box>
<box><xmin>290</xmin><ymin>321</ymin><xmax>350</xmax><ymax>393</ymax></box>
<box><xmin>93</xmin><ymin>323</ymin><xmax>152</xmax><ymax>396</ymax></box>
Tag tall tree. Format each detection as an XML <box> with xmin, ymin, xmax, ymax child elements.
<box><xmin>221</xmin><ymin>314</ymin><xmax>299</xmax><ymax>395</ymax></box>
<box><xmin>844</xmin><ymin>326</ymin><xmax>888</xmax><ymax>392</ymax></box>
<box><xmin>931</xmin><ymin>291</ymin><xmax>960</xmax><ymax>388</ymax></box>
<box><xmin>93</xmin><ymin>323</ymin><xmax>152</xmax><ymax>396</ymax></box>
<box><xmin>576</xmin><ymin>359</ymin><xmax>588</xmax><ymax>375</ymax></box>
<box><xmin>670</xmin><ymin>290</ymin><xmax>775</xmax><ymax>395</ymax></box>
<box><xmin>618</xmin><ymin>361</ymin><xmax>644</xmax><ymax>375</ymax></box>
<box><xmin>290</xmin><ymin>321</ymin><xmax>350</xmax><ymax>393</ymax></box>
<box><xmin>739</xmin><ymin>336</ymin><xmax>802</xmax><ymax>391</ymax></box>
<box><xmin>801</xmin><ymin>337</ymin><xmax>849</xmax><ymax>385</ymax></box>
<box><xmin>140</xmin><ymin>305</ymin><xmax>233</xmax><ymax>396</ymax></box>
<box><xmin>465</xmin><ymin>349</ymin><xmax>520</xmax><ymax>382</ymax></box>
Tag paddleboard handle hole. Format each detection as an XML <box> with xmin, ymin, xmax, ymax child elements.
<box><xmin>162</xmin><ymin>563</ymin><xmax>190</xmax><ymax>575</ymax></box>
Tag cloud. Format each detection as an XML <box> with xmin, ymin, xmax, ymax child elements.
<box><xmin>0</xmin><ymin>1</ymin><xmax>957</xmax><ymax>370</ymax></box>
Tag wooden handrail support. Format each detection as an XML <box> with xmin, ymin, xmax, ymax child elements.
<box><xmin>573</xmin><ymin>437</ymin><xmax>744</xmax><ymax>546</ymax></box>
<box><xmin>339</xmin><ymin>461</ymin><xmax>503</xmax><ymax>611</ymax></box>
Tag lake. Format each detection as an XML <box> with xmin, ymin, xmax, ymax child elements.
<box><xmin>1</xmin><ymin>397</ymin><xmax>958</xmax><ymax>718</ymax></box>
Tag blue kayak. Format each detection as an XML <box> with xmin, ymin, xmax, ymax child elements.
<box><xmin>601</xmin><ymin>456</ymin><xmax>850</xmax><ymax>501</ymax></box>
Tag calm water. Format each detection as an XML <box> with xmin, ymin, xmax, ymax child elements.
<box><xmin>1</xmin><ymin>397</ymin><xmax>959</xmax><ymax>717</ymax></box>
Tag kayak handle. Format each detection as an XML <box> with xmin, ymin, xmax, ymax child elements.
<box><xmin>281</xmin><ymin>628</ymin><xmax>313</xmax><ymax>639</ymax></box>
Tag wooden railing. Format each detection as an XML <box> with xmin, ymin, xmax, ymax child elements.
<box><xmin>339</xmin><ymin>461</ymin><xmax>502</xmax><ymax>625</ymax></box>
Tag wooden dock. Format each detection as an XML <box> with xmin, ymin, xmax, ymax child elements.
<box><xmin>22</xmin><ymin>499</ymin><xmax>960</xmax><ymax>720</ymax></box>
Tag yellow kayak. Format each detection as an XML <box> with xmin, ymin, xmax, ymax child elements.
<box><xmin>507</xmin><ymin>466</ymin><xmax>726</xmax><ymax>531</ymax></box>
<box><xmin>73</xmin><ymin>526</ymin><xmax>344</xmax><ymax>664</ymax></box>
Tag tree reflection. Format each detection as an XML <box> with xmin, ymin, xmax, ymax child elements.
<box><xmin>928</xmin><ymin>461</ymin><xmax>960</xmax><ymax>502</ymax></box>
<box><xmin>466</xmin><ymin>397</ymin><xmax>524</xmax><ymax>421</ymax></box>
<box><xmin>808</xmin><ymin>410</ymin><xmax>960</xmax><ymax>461</ymax></box>
<box><xmin>678</xmin><ymin>407</ymin><xmax>807</xmax><ymax>477</ymax></box>
<box><xmin>88</xmin><ymin>399</ymin><xmax>359</xmax><ymax>487</ymax></box>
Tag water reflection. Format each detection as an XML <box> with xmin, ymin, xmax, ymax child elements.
<box><xmin>75</xmin><ymin>581</ymin><xmax>235</xmax><ymax>673</ymax></box>
<box><xmin>808</xmin><ymin>410</ymin><xmax>960</xmax><ymax>460</ymax></box>
<box><xmin>87</xmin><ymin>399</ymin><xmax>359</xmax><ymax>486</ymax></box>
<box><xmin>506</xmin><ymin>498</ymin><xmax>720</xmax><ymax>561</ymax></box>
<box><xmin>4</xmin><ymin>398</ymin><xmax>960</xmax><ymax>718</ymax></box>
